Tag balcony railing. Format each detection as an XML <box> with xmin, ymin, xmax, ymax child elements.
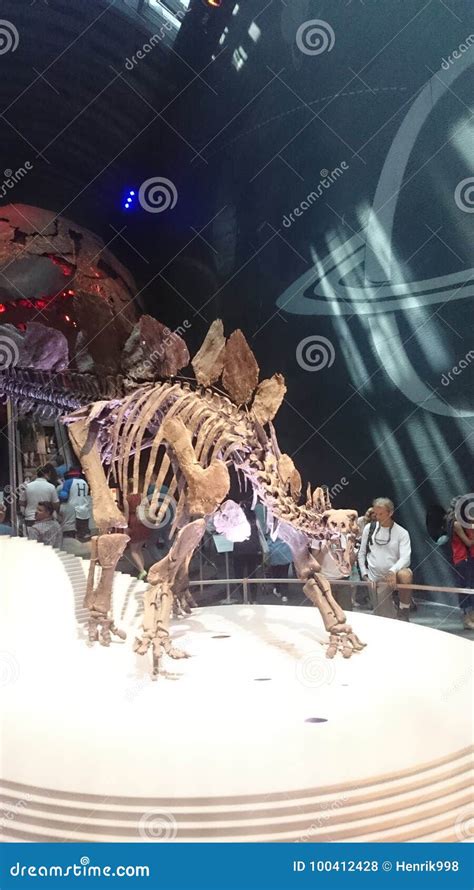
<box><xmin>189</xmin><ymin>577</ymin><xmax>474</xmax><ymax>613</ymax></box>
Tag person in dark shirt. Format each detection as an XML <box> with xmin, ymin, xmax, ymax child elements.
<box><xmin>449</xmin><ymin>497</ymin><xmax>474</xmax><ymax>629</ymax></box>
<box><xmin>233</xmin><ymin>504</ymin><xmax>261</xmax><ymax>603</ymax></box>
<box><xmin>0</xmin><ymin>502</ymin><xmax>12</xmax><ymax>535</ymax></box>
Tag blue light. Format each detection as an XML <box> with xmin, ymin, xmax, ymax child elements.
<box><xmin>122</xmin><ymin>188</ymin><xmax>137</xmax><ymax>210</ymax></box>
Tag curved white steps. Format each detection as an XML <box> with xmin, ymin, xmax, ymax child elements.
<box><xmin>0</xmin><ymin>537</ymin><xmax>472</xmax><ymax>843</ymax></box>
<box><xmin>0</xmin><ymin>749</ymin><xmax>472</xmax><ymax>842</ymax></box>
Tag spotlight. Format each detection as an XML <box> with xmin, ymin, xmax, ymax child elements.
<box><xmin>123</xmin><ymin>188</ymin><xmax>137</xmax><ymax>210</ymax></box>
<box><xmin>203</xmin><ymin>0</ymin><xmax>223</xmax><ymax>6</ymax></box>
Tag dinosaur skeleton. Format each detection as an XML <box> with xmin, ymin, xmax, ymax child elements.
<box><xmin>1</xmin><ymin>315</ymin><xmax>365</xmax><ymax>676</ymax></box>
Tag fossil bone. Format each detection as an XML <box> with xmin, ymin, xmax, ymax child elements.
<box><xmin>0</xmin><ymin>317</ymin><xmax>365</xmax><ymax>674</ymax></box>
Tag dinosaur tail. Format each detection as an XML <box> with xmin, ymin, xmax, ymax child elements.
<box><xmin>0</xmin><ymin>367</ymin><xmax>126</xmax><ymax>419</ymax></box>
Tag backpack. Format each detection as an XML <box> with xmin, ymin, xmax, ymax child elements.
<box><xmin>364</xmin><ymin>520</ymin><xmax>377</xmax><ymax>568</ymax></box>
<box><xmin>357</xmin><ymin>520</ymin><xmax>377</xmax><ymax>579</ymax></box>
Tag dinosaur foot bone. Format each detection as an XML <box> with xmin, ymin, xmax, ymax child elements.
<box><xmin>326</xmin><ymin>627</ymin><xmax>366</xmax><ymax>659</ymax></box>
<box><xmin>161</xmin><ymin>636</ymin><xmax>191</xmax><ymax>660</ymax></box>
<box><xmin>87</xmin><ymin>610</ymin><xmax>126</xmax><ymax>646</ymax></box>
<box><xmin>134</xmin><ymin>636</ymin><xmax>151</xmax><ymax>656</ymax></box>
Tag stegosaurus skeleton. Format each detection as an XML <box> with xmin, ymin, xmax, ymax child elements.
<box><xmin>1</xmin><ymin>317</ymin><xmax>365</xmax><ymax>675</ymax></box>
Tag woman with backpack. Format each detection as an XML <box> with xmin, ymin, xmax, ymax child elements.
<box><xmin>448</xmin><ymin>497</ymin><xmax>474</xmax><ymax>630</ymax></box>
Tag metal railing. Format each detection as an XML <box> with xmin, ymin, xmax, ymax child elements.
<box><xmin>189</xmin><ymin>577</ymin><xmax>474</xmax><ymax>607</ymax></box>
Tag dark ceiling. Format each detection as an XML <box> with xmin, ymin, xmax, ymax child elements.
<box><xmin>0</xmin><ymin>0</ymin><xmax>241</xmax><ymax>324</ymax></box>
<box><xmin>1</xmin><ymin>0</ymin><xmax>473</xmax><ymax>584</ymax></box>
<box><xmin>2</xmin><ymin>0</ymin><xmax>472</xmax><ymax>342</ymax></box>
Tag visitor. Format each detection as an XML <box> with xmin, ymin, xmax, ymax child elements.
<box><xmin>126</xmin><ymin>488</ymin><xmax>152</xmax><ymax>581</ymax></box>
<box><xmin>358</xmin><ymin>497</ymin><xmax>412</xmax><ymax>621</ymax></box>
<box><xmin>0</xmin><ymin>502</ymin><xmax>12</xmax><ymax>535</ymax></box>
<box><xmin>233</xmin><ymin>504</ymin><xmax>261</xmax><ymax>603</ymax></box>
<box><xmin>58</xmin><ymin>468</ymin><xmax>91</xmax><ymax>540</ymax></box>
<box><xmin>42</xmin><ymin>463</ymin><xmax>60</xmax><ymax>487</ymax></box>
<box><xmin>448</xmin><ymin>497</ymin><xmax>474</xmax><ymax>630</ymax></box>
<box><xmin>19</xmin><ymin>468</ymin><xmax>60</xmax><ymax>527</ymax></box>
<box><xmin>27</xmin><ymin>502</ymin><xmax>63</xmax><ymax>548</ymax></box>
<box><xmin>266</xmin><ymin>536</ymin><xmax>292</xmax><ymax>603</ymax></box>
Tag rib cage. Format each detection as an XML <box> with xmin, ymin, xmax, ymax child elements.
<box><xmin>64</xmin><ymin>379</ymin><xmax>269</xmax><ymax>536</ymax></box>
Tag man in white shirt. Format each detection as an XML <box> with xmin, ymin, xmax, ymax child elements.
<box><xmin>19</xmin><ymin>469</ymin><xmax>60</xmax><ymax>527</ymax></box>
<box><xmin>58</xmin><ymin>469</ymin><xmax>91</xmax><ymax>539</ymax></box>
<box><xmin>358</xmin><ymin>497</ymin><xmax>412</xmax><ymax>620</ymax></box>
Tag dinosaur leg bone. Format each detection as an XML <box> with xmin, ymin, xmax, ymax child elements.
<box><xmin>172</xmin><ymin>530</ymin><xmax>204</xmax><ymax>614</ymax></box>
<box><xmin>303</xmin><ymin>574</ymin><xmax>347</xmax><ymax>631</ymax></box>
<box><xmin>84</xmin><ymin>533</ymin><xmax>130</xmax><ymax>646</ymax></box>
<box><xmin>303</xmin><ymin>574</ymin><xmax>366</xmax><ymax>658</ymax></box>
<box><xmin>277</xmin><ymin>520</ymin><xmax>366</xmax><ymax>658</ymax></box>
<box><xmin>68</xmin><ymin>416</ymin><xmax>127</xmax><ymax>533</ymax></box>
<box><xmin>134</xmin><ymin>519</ymin><xmax>206</xmax><ymax>676</ymax></box>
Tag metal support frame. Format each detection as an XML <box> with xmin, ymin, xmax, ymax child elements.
<box><xmin>54</xmin><ymin>419</ymin><xmax>74</xmax><ymax>469</ymax></box>
<box><xmin>189</xmin><ymin>577</ymin><xmax>474</xmax><ymax>598</ymax></box>
<box><xmin>223</xmin><ymin>552</ymin><xmax>232</xmax><ymax>604</ymax></box>
<box><xmin>6</xmin><ymin>398</ymin><xmax>19</xmax><ymax>536</ymax></box>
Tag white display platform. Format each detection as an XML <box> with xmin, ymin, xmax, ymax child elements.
<box><xmin>0</xmin><ymin>537</ymin><xmax>472</xmax><ymax>842</ymax></box>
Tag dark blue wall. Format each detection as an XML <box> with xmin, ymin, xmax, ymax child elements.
<box><xmin>148</xmin><ymin>0</ymin><xmax>474</xmax><ymax>585</ymax></box>
<box><xmin>1</xmin><ymin>0</ymin><xmax>472</xmax><ymax>586</ymax></box>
